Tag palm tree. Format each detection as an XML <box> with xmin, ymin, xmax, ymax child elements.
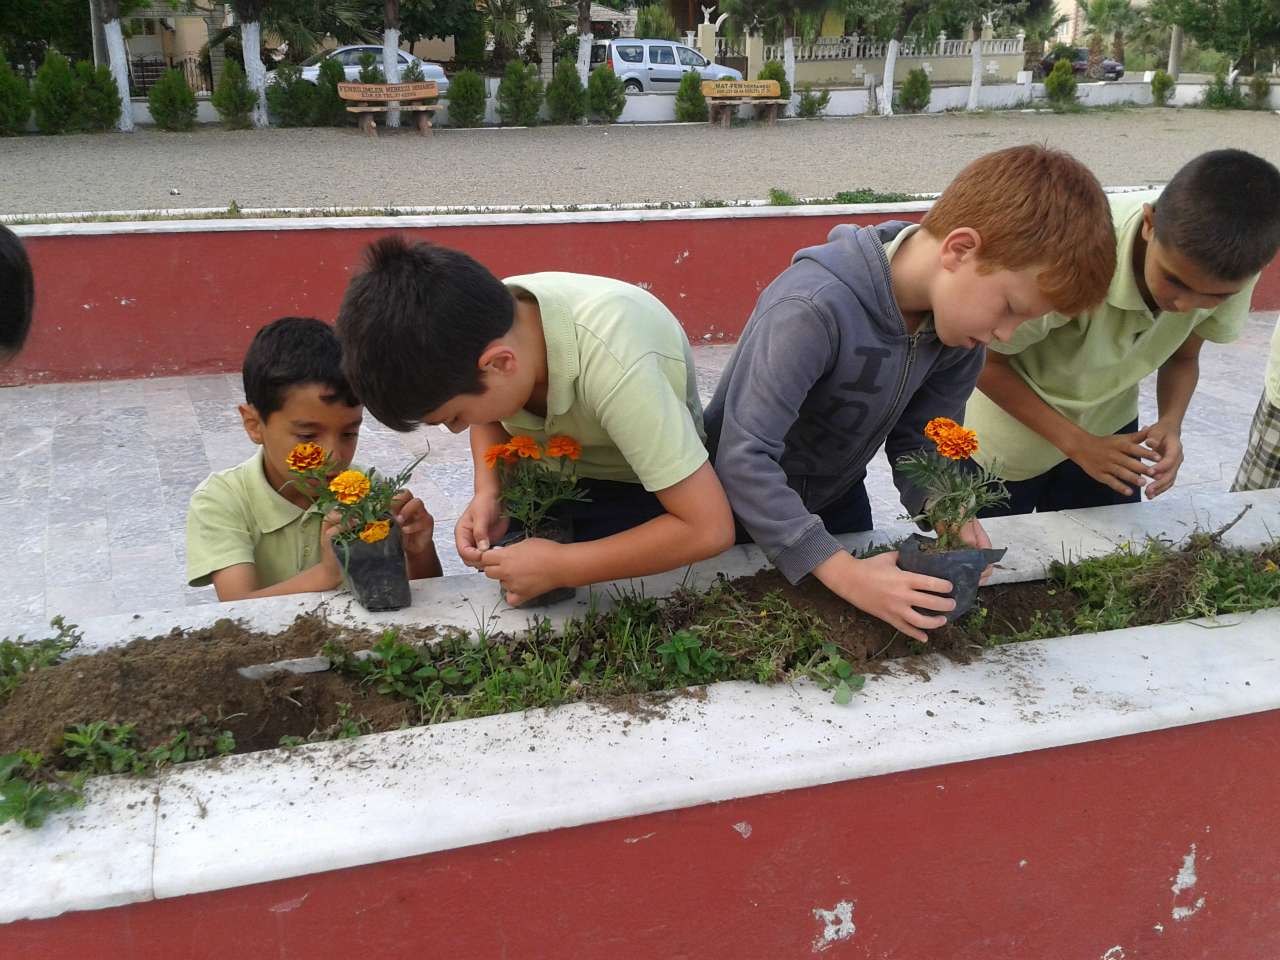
<box><xmin>482</xmin><ymin>0</ymin><xmax>523</xmax><ymax>64</ymax></box>
<box><xmin>1019</xmin><ymin>5</ymin><xmax>1070</xmax><ymax>77</ymax></box>
<box><xmin>1082</xmin><ymin>0</ymin><xmax>1130</xmax><ymax>78</ymax></box>
<box><xmin>524</xmin><ymin>0</ymin><xmax>574</xmax><ymax>81</ymax></box>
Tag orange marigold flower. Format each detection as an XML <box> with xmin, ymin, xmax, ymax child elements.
<box><xmin>484</xmin><ymin>443</ymin><xmax>517</xmax><ymax>469</ymax></box>
<box><xmin>329</xmin><ymin>469</ymin><xmax>370</xmax><ymax>504</ymax></box>
<box><xmin>924</xmin><ymin>418</ymin><xmax>961</xmax><ymax>443</ymax></box>
<box><xmin>544</xmin><ymin>436</ymin><xmax>582</xmax><ymax>460</ymax></box>
<box><xmin>359</xmin><ymin>520</ymin><xmax>390</xmax><ymax>544</ymax></box>
<box><xmin>936</xmin><ymin>427</ymin><xmax>979</xmax><ymax>460</ymax></box>
<box><xmin>506</xmin><ymin>435</ymin><xmax>542</xmax><ymax>459</ymax></box>
<box><xmin>286</xmin><ymin>442</ymin><xmax>327</xmax><ymax>473</ymax></box>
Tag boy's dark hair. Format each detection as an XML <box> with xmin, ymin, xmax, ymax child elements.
<box><xmin>335</xmin><ymin>235</ymin><xmax>517</xmax><ymax>432</ymax></box>
<box><xmin>1154</xmin><ymin>149</ymin><xmax>1280</xmax><ymax>282</ymax></box>
<box><xmin>242</xmin><ymin>317</ymin><xmax>359</xmax><ymax>420</ymax></box>
<box><xmin>0</xmin><ymin>225</ymin><xmax>34</xmax><ymax>361</ymax></box>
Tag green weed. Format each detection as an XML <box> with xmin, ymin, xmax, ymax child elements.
<box><xmin>0</xmin><ymin>617</ymin><xmax>81</xmax><ymax>694</ymax></box>
<box><xmin>0</xmin><ymin>751</ymin><xmax>86</xmax><ymax>828</ymax></box>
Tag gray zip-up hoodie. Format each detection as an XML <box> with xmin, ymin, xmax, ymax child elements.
<box><xmin>704</xmin><ymin>221</ymin><xmax>985</xmax><ymax>584</ymax></box>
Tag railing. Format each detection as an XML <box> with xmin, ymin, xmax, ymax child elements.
<box><xmin>172</xmin><ymin>52</ymin><xmax>210</xmax><ymax>97</ymax></box>
<box><xmin>128</xmin><ymin>53</ymin><xmax>210</xmax><ymax>96</ymax></box>
<box><xmin>763</xmin><ymin>34</ymin><xmax>1023</xmax><ymax>63</ymax></box>
<box><xmin>714</xmin><ymin>37</ymin><xmax>745</xmax><ymax>59</ymax></box>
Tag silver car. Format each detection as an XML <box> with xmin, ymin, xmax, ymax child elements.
<box><xmin>590</xmin><ymin>39</ymin><xmax>742</xmax><ymax>93</ymax></box>
<box><xmin>296</xmin><ymin>45</ymin><xmax>450</xmax><ymax>95</ymax></box>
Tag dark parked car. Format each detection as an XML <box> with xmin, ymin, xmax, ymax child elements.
<box><xmin>1039</xmin><ymin>47</ymin><xmax>1125</xmax><ymax>80</ymax></box>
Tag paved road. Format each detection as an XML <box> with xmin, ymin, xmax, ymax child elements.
<box><xmin>2</xmin><ymin>108</ymin><xmax>1278</xmax><ymax>215</ymax></box>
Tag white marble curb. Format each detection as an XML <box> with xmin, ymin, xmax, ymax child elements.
<box><xmin>2</xmin><ymin>489</ymin><xmax>1278</xmax><ymax>924</ymax></box>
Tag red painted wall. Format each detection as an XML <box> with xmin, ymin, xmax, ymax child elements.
<box><xmin>6</xmin><ymin>709</ymin><xmax>1278</xmax><ymax>959</ymax></box>
<box><xmin>18</xmin><ymin>215</ymin><xmax>1279</xmax><ymax>388</ymax></box>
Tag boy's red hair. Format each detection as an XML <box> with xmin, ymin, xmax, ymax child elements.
<box><xmin>921</xmin><ymin>145</ymin><xmax>1115</xmax><ymax>316</ymax></box>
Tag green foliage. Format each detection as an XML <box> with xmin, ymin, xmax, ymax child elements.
<box><xmin>0</xmin><ymin>62</ymin><xmax>31</xmax><ymax>136</ymax></box>
<box><xmin>545</xmin><ymin>56</ymin><xmax>588</xmax><ymax>124</ymax></box>
<box><xmin>357</xmin><ymin>51</ymin><xmax>386</xmax><ymax>84</ymax></box>
<box><xmin>1</xmin><ymin>617</ymin><xmax>80</xmax><ymax>694</ymax></box>
<box><xmin>489</xmin><ymin>437</ymin><xmax>588</xmax><ymax>536</ymax></box>
<box><xmin>675</xmin><ymin>69</ymin><xmax>708</xmax><ymax>122</ymax></box>
<box><xmin>210</xmin><ymin>58</ymin><xmax>259</xmax><ymax>129</ymax></box>
<box><xmin>0</xmin><ymin>752</ymin><xmax>85</xmax><ymax>829</ymax></box>
<box><xmin>0</xmin><ymin>0</ymin><xmax>95</xmax><ymax>68</ymax></box>
<box><xmin>446</xmin><ymin>68</ymin><xmax>486</xmax><ymax>126</ymax></box>
<box><xmin>266</xmin><ymin>61</ymin><xmax>315</xmax><ymax>126</ymax></box>
<box><xmin>278</xmin><ymin>702</ymin><xmax>372</xmax><ymax>747</ymax></box>
<box><xmin>1044</xmin><ymin>57</ymin><xmax>1078</xmax><ymax>104</ymax></box>
<box><xmin>60</xmin><ymin>718</ymin><xmax>237</xmax><ymax>777</ymax></box>
<box><xmin>288</xmin><ymin>447</ymin><xmax>426</xmax><ymax>546</ymax></box>
<box><xmin>74</xmin><ymin>61</ymin><xmax>121</xmax><ymax>132</ymax></box>
<box><xmin>655</xmin><ymin>631</ymin><xmax>732</xmax><ymax>683</ymax></box>
<box><xmin>1248</xmin><ymin>71</ymin><xmax>1271</xmax><ymax>108</ymax></box>
<box><xmin>588</xmin><ymin>63</ymin><xmax>626</xmax><ymax>122</ymax></box>
<box><xmin>313</xmin><ymin>56</ymin><xmax>350</xmax><ymax>125</ymax></box>
<box><xmin>31</xmin><ymin>49</ymin><xmax>81</xmax><ymax>134</ymax></box>
<box><xmin>1201</xmin><ymin>66</ymin><xmax>1246</xmax><ymax>108</ymax></box>
<box><xmin>635</xmin><ymin>5</ymin><xmax>678</xmax><ymax>39</ymax></box>
<box><xmin>831</xmin><ymin>188</ymin><xmax>922</xmax><ymax>203</ymax></box>
<box><xmin>147</xmin><ymin>68</ymin><xmax>198</xmax><ymax>131</ymax></box>
<box><xmin>769</xmin><ymin>187</ymin><xmax>798</xmax><ymax>205</ymax></box>
<box><xmin>496</xmin><ymin>60</ymin><xmax>543</xmax><ymax>126</ymax></box>
<box><xmin>757</xmin><ymin>59</ymin><xmax>790</xmax><ymax>103</ymax></box>
<box><xmin>1148</xmin><ymin>0</ymin><xmax>1280</xmax><ymax>73</ymax></box>
<box><xmin>897</xmin><ymin>66</ymin><xmax>931</xmax><ymax>113</ymax></box>
<box><xmin>797</xmin><ymin>82</ymin><xmax>829</xmax><ymax>118</ymax></box>
<box><xmin>454</xmin><ymin>16</ymin><xmax>488</xmax><ymax>61</ymax></box>
<box><xmin>1150</xmin><ymin>67</ymin><xmax>1174</xmax><ymax>105</ymax></box>
<box><xmin>400</xmin><ymin>59</ymin><xmax>425</xmax><ymax>83</ymax></box>
<box><xmin>895</xmin><ymin>422</ymin><xmax>1009</xmax><ymax>550</ymax></box>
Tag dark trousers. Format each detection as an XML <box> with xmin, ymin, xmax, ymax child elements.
<box><xmin>550</xmin><ymin>476</ymin><xmax>668</xmax><ymax>542</ymax></box>
<box><xmin>978</xmin><ymin>418</ymin><xmax>1143</xmax><ymax>518</ymax></box>
<box><xmin>735</xmin><ymin>479</ymin><xmax>872</xmax><ymax>544</ymax></box>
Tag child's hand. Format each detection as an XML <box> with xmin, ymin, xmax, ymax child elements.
<box><xmin>478</xmin><ymin>538</ymin><xmax>566</xmax><ymax>606</ymax></box>
<box><xmin>456</xmin><ymin>493</ymin><xmax>510</xmax><ymax>569</ymax></box>
<box><xmin>315</xmin><ymin>512</ymin><xmax>346</xmax><ymax>590</ymax></box>
<box><xmin>391</xmin><ymin>490</ymin><xmax>435</xmax><ymax>555</ymax></box>
<box><xmin>956</xmin><ymin>517</ymin><xmax>995</xmax><ymax>584</ymax></box>
<box><xmin>1068</xmin><ymin>428</ymin><xmax>1156</xmax><ymax>497</ymax></box>
<box><xmin>1143</xmin><ymin>421</ymin><xmax>1184</xmax><ymax>499</ymax></box>
<box><xmin>812</xmin><ymin>551</ymin><xmax>954</xmax><ymax>643</ymax></box>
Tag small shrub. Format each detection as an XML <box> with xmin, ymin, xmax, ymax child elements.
<box><xmin>210</xmin><ymin>59</ymin><xmax>259</xmax><ymax>129</ymax></box>
<box><xmin>897</xmin><ymin>67</ymin><xmax>930</xmax><ymax>113</ymax></box>
<box><xmin>1047</xmin><ymin>42</ymin><xmax>1074</xmax><ymax>63</ymax></box>
<box><xmin>1150</xmin><ymin>68</ymin><xmax>1174</xmax><ymax>106</ymax></box>
<box><xmin>1202</xmin><ymin>67</ymin><xmax>1246</xmax><ymax>109</ymax></box>
<box><xmin>1044</xmin><ymin>58</ymin><xmax>1077</xmax><ymax>105</ymax></box>
<box><xmin>32</xmin><ymin>50</ymin><xmax>82</xmax><ymax>134</ymax></box>
<box><xmin>545</xmin><ymin>56</ymin><xmax>587</xmax><ymax>124</ymax></box>
<box><xmin>797</xmin><ymin>82</ymin><xmax>829</xmax><ymax>118</ymax></box>
<box><xmin>757</xmin><ymin>60</ymin><xmax>790</xmax><ymax>103</ymax></box>
<box><xmin>147</xmin><ymin>68</ymin><xmax>198</xmax><ymax>131</ymax></box>
<box><xmin>0</xmin><ymin>62</ymin><xmax>32</xmax><ymax>137</ymax></box>
<box><xmin>357</xmin><ymin>52</ymin><xmax>386</xmax><ymax>84</ymax></box>
<box><xmin>496</xmin><ymin>60</ymin><xmax>543</xmax><ymax>126</ymax></box>
<box><xmin>588</xmin><ymin>63</ymin><xmax>625</xmax><ymax>122</ymax></box>
<box><xmin>446</xmin><ymin>68</ymin><xmax>486</xmax><ymax>127</ymax></box>
<box><xmin>313</xmin><ymin>57</ymin><xmax>350</xmax><ymax>125</ymax></box>
<box><xmin>401</xmin><ymin>59</ymin><xmax>425</xmax><ymax>83</ymax></box>
<box><xmin>1248</xmin><ymin>72</ymin><xmax>1271</xmax><ymax>109</ymax></box>
<box><xmin>635</xmin><ymin>5</ymin><xmax>678</xmax><ymax>40</ymax></box>
<box><xmin>266</xmin><ymin>62</ymin><xmax>315</xmax><ymax>126</ymax></box>
<box><xmin>74</xmin><ymin>62</ymin><xmax>121</xmax><ymax>132</ymax></box>
<box><xmin>674</xmin><ymin>69</ymin><xmax>708</xmax><ymax>122</ymax></box>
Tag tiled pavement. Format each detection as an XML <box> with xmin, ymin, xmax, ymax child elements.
<box><xmin>1</xmin><ymin>311</ymin><xmax>1275</xmax><ymax>639</ymax></box>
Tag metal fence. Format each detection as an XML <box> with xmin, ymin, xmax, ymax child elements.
<box><xmin>127</xmin><ymin>52</ymin><xmax>209</xmax><ymax>97</ymax></box>
<box><xmin>762</xmin><ymin>34</ymin><xmax>1024</xmax><ymax>62</ymax></box>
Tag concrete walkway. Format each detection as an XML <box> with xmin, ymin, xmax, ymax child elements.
<box><xmin>0</xmin><ymin>311</ymin><xmax>1274</xmax><ymax>639</ymax></box>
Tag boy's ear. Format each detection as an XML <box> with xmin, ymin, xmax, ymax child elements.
<box><xmin>239</xmin><ymin>403</ymin><xmax>267</xmax><ymax>446</ymax></box>
<box><xmin>477</xmin><ymin>341</ymin><xmax>518</xmax><ymax>377</ymax></box>
<box><xmin>1140</xmin><ymin>203</ymin><xmax>1156</xmax><ymax>242</ymax></box>
<box><xmin>939</xmin><ymin>227</ymin><xmax>982</xmax><ymax>272</ymax></box>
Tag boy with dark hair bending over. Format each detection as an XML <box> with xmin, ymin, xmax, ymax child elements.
<box><xmin>0</xmin><ymin>224</ymin><xmax>35</xmax><ymax>361</ymax></box>
<box><xmin>969</xmin><ymin>149</ymin><xmax>1280</xmax><ymax>512</ymax></box>
<box><xmin>187</xmin><ymin>317</ymin><xmax>441</xmax><ymax>601</ymax></box>
<box><xmin>706</xmin><ymin>145</ymin><xmax>1116</xmax><ymax>641</ymax></box>
<box><xmin>336</xmin><ymin>239</ymin><xmax>735</xmax><ymax>606</ymax></box>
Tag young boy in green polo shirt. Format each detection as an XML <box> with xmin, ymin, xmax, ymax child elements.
<box><xmin>335</xmin><ymin>238</ymin><xmax>735</xmax><ymax>607</ymax></box>
<box><xmin>186</xmin><ymin>317</ymin><xmax>441</xmax><ymax>600</ymax></box>
<box><xmin>967</xmin><ymin>149</ymin><xmax>1280</xmax><ymax>514</ymax></box>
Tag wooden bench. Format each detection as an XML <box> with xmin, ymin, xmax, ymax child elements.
<box><xmin>701</xmin><ymin>79</ymin><xmax>789</xmax><ymax>127</ymax></box>
<box><xmin>338</xmin><ymin>81</ymin><xmax>442</xmax><ymax>139</ymax></box>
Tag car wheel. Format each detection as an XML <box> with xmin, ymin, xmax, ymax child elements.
<box><xmin>624</xmin><ymin>79</ymin><xmax>643</xmax><ymax>95</ymax></box>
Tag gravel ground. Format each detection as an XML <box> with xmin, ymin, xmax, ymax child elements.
<box><xmin>2</xmin><ymin>108</ymin><xmax>1278</xmax><ymax>215</ymax></box>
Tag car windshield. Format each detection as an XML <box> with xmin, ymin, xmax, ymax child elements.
<box><xmin>300</xmin><ymin>50</ymin><xmax>333</xmax><ymax>66</ymax></box>
<box><xmin>677</xmin><ymin>46</ymin><xmax>705</xmax><ymax>67</ymax></box>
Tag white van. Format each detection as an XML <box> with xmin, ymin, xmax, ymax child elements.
<box><xmin>590</xmin><ymin>39</ymin><xmax>743</xmax><ymax>93</ymax></box>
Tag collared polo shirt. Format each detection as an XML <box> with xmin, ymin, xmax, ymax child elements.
<box><xmin>498</xmin><ymin>272</ymin><xmax>708</xmax><ymax>492</ymax></box>
<box><xmin>964</xmin><ymin>189</ymin><xmax>1256</xmax><ymax>481</ymax></box>
<box><xmin>186</xmin><ymin>448</ymin><xmax>371</xmax><ymax>589</ymax></box>
<box><xmin>1265</xmin><ymin>320</ymin><xmax>1280</xmax><ymax>407</ymax></box>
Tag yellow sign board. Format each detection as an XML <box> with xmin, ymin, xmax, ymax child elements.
<box><xmin>337</xmin><ymin>81</ymin><xmax>438</xmax><ymax>101</ymax></box>
<box><xmin>701</xmin><ymin>79</ymin><xmax>781</xmax><ymax>97</ymax></box>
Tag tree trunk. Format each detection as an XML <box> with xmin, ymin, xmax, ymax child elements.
<box><xmin>537</xmin><ymin>30</ymin><xmax>554</xmax><ymax>82</ymax></box>
<box><xmin>1025</xmin><ymin>38</ymin><xmax>1042</xmax><ymax>75</ymax></box>
<box><xmin>1085</xmin><ymin>31</ymin><xmax>1103</xmax><ymax>79</ymax></box>
<box><xmin>783</xmin><ymin>36</ymin><xmax>795</xmax><ymax>116</ymax></box>
<box><xmin>384</xmin><ymin>27</ymin><xmax>401</xmax><ymax>127</ymax></box>
<box><xmin>967</xmin><ymin>29</ymin><xmax>983</xmax><ymax>110</ymax></box>
<box><xmin>241</xmin><ymin>19</ymin><xmax>269</xmax><ymax>128</ymax></box>
<box><xmin>1111</xmin><ymin>31</ymin><xmax>1124</xmax><ymax>66</ymax></box>
<box><xmin>577</xmin><ymin>0</ymin><xmax>593</xmax><ymax>86</ymax></box>
<box><xmin>102</xmin><ymin>18</ymin><xmax>134</xmax><ymax>131</ymax></box>
<box><xmin>881</xmin><ymin>38</ymin><xmax>898</xmax><ymax>115</ymax></box>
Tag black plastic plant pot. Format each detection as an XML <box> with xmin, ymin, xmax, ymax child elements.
<box><xmin>338</xmin><ymin>522</ymin><xmax>412</xmax><ymax>612</ymax></box>
<box><xmin>895</xmin><ymin>533</ymin><xmax>1007</xmax><ymax>623</ymax></box>
<box><xmin>495</xmin><ymin>516</ymin><xmax>577</xmax><ymax>608</ymax></box>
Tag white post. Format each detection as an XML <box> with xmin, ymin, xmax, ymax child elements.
<box><xmin>1167</xmin><ymin>25</ymin><xmax>1182</xmax><ymax>79</ymax></box>
<box><xmin>103</xmin><ymin>17</ymin><xmax>134</xmax><ymax>132</ymax></box>
<box><xmin>746</xmin><ymin>32</ymin><xmax>764</xmax><ymax>83</ymax></box>
<box><xmin>384</xmin><ymin>27</ymin><xmax>401</xmax><ymax>128</ymax></box>
<box><xmin>783</xmin><ymin>35</ymin><xmax>795</xmax><ymax>116</ymax></box>
<box><xmin>576</xmin><ymin>32</ymin><xmax>593</xmax><ymax>87</ymax></box>
<box><xmin>967</xmin><ymin>36</ymin><xmax>983</xmax><ymax>110</ymax></box>
<box><xmin>881</xmin><ymin>38</ymin><xmax>898</xmax><ymax>115</ymax></box>
<box><xmin>241</xmin><ymin>19</ymin><xmax>269</xmax><ymax>128</ymax></box>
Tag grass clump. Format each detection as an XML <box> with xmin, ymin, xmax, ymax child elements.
<box><xmin>1</xmin><ymin>618</ymin><xmax>81</xmax><ymax>695</ymax></box>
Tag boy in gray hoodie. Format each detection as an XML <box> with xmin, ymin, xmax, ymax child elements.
<box><xmin>705</xmin><ymin>146</ymin><xmax>1117</xmax><ymax>641</ymax></box>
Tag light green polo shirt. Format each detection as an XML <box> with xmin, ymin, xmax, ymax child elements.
<box><xmin>499</xmin><ymin>272</ymin><xmax>708</xmax><ymax>492</ymax></box>
<box><xmin>186</xmin><ymin>448</ymin><xmax>371</xmax><ymax>589</ymax></box>
<box><xmin>1265</xmin><ymin>320</ymin><xmax>1280</xmax><ymax>407</ymax></box>
<box><xmin>965</xmin><ymin>189</ymin><xmax>1256</xmax><ymax>481</ymax></box>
